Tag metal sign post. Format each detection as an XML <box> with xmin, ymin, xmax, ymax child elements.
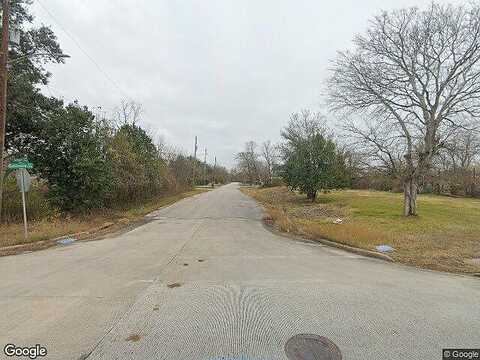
<box><xmin>8</xmin><ymin>159</ymin><xmax>33</xmax><ymax>240</ymax></box>
<box><xmin>19</xmin><ymin>169</ymin><xmax>27</xmax><ymax>239</ymax></box>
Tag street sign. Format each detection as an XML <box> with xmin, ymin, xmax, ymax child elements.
<box><xmin>8</xmin><ymin>159</ymin><xmax>33</xmax><ymax>170</ymax></box>
<box><xmin>15</xmin><ymin>169</ymin><xmax>31</xmax><ymax>193</ymax></box>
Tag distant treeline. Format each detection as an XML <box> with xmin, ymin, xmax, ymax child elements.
<box><xmin>3</xmin><ymin>100</ymin><xmax>229</xmax><ymax>222</ymax></box>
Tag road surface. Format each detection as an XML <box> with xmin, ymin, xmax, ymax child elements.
<box><xmin>1</xmin><ymin>183</ymin><xmax>479</xmax><ymax>359</ymax></box>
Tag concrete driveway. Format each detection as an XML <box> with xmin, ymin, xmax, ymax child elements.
<box><xmin>1</xmin><ymin>183</ymin><xmax>479</xmax><ymax>359</ymax></box>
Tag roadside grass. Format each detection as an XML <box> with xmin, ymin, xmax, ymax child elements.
<box><xmin>242</xmin><ymin>186</ymin><xmax>480</xmax><ymax>274</ymax></box>
<box><xmin>0</xmin><ymin>189</ymin><xmax>208</xmax><ymax>248</ymax></box>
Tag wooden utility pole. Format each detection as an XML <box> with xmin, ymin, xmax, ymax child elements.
<box><xmin>192</xmin><ymin>136</ymin><xmax>197</xmax><ymax>186</ymax></box>
<box><xmin>0</xmin><ymin>0</ymin><xmax>10</xmax><ymax>223</ymax></box>
<box><xmin>213</xmin><ymin>156</ymin><xmax>216</xmax><ymax>187</ymax></box>
<box><xmin>203</xmin><ymin>147</ymin><xmax>207</xmax><ymax>185</ymax></box>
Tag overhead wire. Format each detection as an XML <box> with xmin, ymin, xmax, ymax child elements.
<box><xmin>35</xmin><ymin>0</ymin><xmax>132</xmax><ymax>100</ymax></box>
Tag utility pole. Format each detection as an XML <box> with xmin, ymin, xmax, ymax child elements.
<box><xmin>213</xmin><ymin>156</ymin><xmax>217</xmax><ymax>187</ymax></box>
<box><xmin>192</xmin><ymin>136</ymin><xmax>197</xmax><ymax>187</ymax></box>
<box><xmin>203</xmin><ymin>147</ymin><xmax>207</xmax><ymax>186</ymax></box>
<box><xmin>0</xmin><ymin>0</ymin><xmax>10</xmax><ymax>223</ymax></box>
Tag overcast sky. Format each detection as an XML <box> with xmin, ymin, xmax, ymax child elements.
<box><xmin>30</xmin><ymin>0</ymin><xmax>461</xmax><ymax>168</ymax></box>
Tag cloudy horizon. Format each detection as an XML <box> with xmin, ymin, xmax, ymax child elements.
<box><xmin>30</xmin><ymin>0</ymin><xmax>462</xmax><ymax>168</ymax></box>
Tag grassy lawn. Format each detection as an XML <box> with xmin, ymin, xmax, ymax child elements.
<box><xmin>0</xmin><ymin>189</ymin><xmax>207</xmax><ymax>249</ymax></box>
<box><xmin>242</xmin><ymin>186</ymin><xmax>480</xmax><ymax>274</ymax></box>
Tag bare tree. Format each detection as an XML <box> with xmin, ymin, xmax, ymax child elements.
<box><xmin>443</xmin><ymin>129</ymin><xmax>480</xmax><ymax>171</ymax></box>
<box><xmin>114</xmin><ymin>99</ymin><xmax>143</xmax><ymax>125</ymax></box>
<box><xmin>281</xmin><ymin>110</ymin><xmax>327</xmax><ymax>145</ymax></box>
<box><xmin>328</xmin><ymin>3</ymin><xmax>480</xmax><ymax>215</ymax></box>
<box><xmin>235</xmin><ymin>141</ymin><xmax>261</xmax><ymax>184</ymax></box>
<box><xmin>342</xmin><ymin>116</ymin><xmax>405</xmax><ymax>178</ymax></box>
<box><xmin>432</xmin><ymin>128</ymin><xmax>480</xmax><ymax>195</ymax></box>
<box><xmin>260</xmin><ymin>140</ymin><xmax>279</xmax><ymax>186</ymax></box>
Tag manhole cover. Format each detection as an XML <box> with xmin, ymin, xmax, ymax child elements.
<box><xmin>285</xmin><ymin>334</ymin><xmax>342</xmax><ymax>360</ymax></box>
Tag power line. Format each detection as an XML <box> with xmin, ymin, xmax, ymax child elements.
<box><xmin>45</xmin><ymin>84</ymin><xmax>79</xmax><ymax>104</ymax></box>
<box><xmin>35</xmin><ymin>0</ymin><xmax>132</xmax><ymax>100</ymax></box>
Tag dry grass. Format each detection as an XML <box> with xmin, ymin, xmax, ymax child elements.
<box><xmin>242</xmin><ymin>186</ymin><xmax>480</xmax><ymax>274</ymax></box>
<box><xmin>0</xmin><ymin>189</ymin><xmax>207</xmax><ymax>248</ymax></box>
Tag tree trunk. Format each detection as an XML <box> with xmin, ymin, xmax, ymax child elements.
<box><xmin>307</xmin><ymin>189</ymin><xmax>317</xmax><ymax>202</ymax></box>
<box><xmin>0</xmin><ymin>165</ymin><xmax>4</xmax><ymax>223</ymax></box>
<box><xmin>403</xmin><ymin>178</ymin><xmax>418</xmax><ymax>216</ymax></box>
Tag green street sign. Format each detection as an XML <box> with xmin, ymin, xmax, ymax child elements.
<box><xmin>7</xmin><ymin>159</ymin><xmax>33</xmax><ymax>170</ymax></box>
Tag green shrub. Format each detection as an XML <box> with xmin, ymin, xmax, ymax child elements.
<box><xmin>106</xmin><ymin>123</ymin><xmax>167</xmax><ymax>207</ymax></box>
<box><xmin>281</xmin><ymin>122</ymin><xmax>350</xmax><ymax>201</ymax></box>
<box><xmin>31</xmin><ymin>104</ymin><xmax>112</xmax><ymax>212</ymax></box>
<box><xmin>2</xmin><ymin>175</ymin><xmax>54</xmax><ymax>223</ymax></box>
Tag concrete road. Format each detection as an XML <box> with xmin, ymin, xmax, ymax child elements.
<box><xmin>1</xmin><ymin>183</ymin><xmax>479</xmax><ymax>360</ymax></box>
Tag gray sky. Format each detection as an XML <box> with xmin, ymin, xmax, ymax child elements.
<box><xmin>30</xmin><ymin>0</ymin><xmax>461</xmax><ymax>168</ymax></box>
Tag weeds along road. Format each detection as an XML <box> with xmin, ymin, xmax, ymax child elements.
<box><xmin>0</xmin><ymin>183</ymin><xmax>479</xmax><ymax>360</ymax></box>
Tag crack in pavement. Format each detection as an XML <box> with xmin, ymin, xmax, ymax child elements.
<box><xmin>81</xmin><ymin>218</ymin><xmax>207</xmax><ymax>359</ymax></box>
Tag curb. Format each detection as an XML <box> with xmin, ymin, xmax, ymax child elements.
<box><xmin>304</xmin><ymin>235</ymin><xmax>394</xmax><ymax>262</ymax></box>
<box><xmin>0</xmin><ymin>189</ymin><xmax>208</xmax><ymax>257</ymax></box>
<box><xmin>0</xmin><ymin>222</ymin><xmax>117</xmax><ymax>257</ymax></box>
<box><xmin>265</xmin><ymin>220</ymin><xmax>480</xmax><ymax>278</ymax></box>
<box><xmin>262</xmin><ymin>218</ymin><xmax>394</xmax><ymax>262</ymax></box>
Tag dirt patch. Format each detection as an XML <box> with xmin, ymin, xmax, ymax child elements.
<box><xmin>289</xmin><ymin>205</ymin><xmax>347</xmax><ymax>220</ymax></box>
<box><xmin>125</xmin><ymin>334</ymin><xmax>141</xmax><ymax>342</ymax></box>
